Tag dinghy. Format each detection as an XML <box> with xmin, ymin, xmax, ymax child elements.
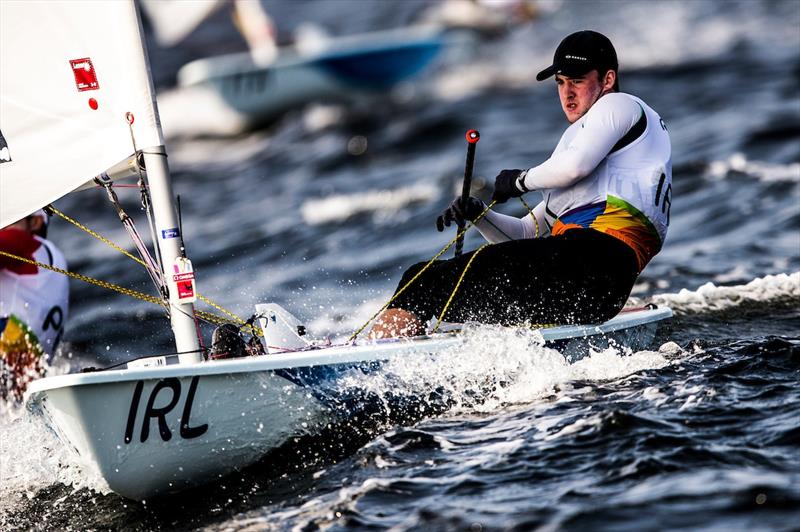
<box><xmin>159</xmin><ymin>25</ymin><xmax>450</xmax><ymax>136</ymax></box>
<box><xmin>25</xmin><ymin>305</ymin><xmax>671</xmax><ymax>501</ymax></box>
<box><xmin>1</xmin><ymin>1</ymin><xmax>672</xmax><ymax>501</ymax></box>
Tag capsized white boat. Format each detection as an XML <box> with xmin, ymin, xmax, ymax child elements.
<box><xmin>1</xmin><ymin>1</ymin><xmax>673</xmax><ymax>502</ymax></box>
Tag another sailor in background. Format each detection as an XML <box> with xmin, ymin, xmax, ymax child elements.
<box><xmin>141</xmin><ymin>0</ymin><xmax>277</xmax><ymax>65</ymax></box>
<box><xmin>0</xmin><ymin>209</ymin><xmax>69</xmax><ymax>401</ymax></box>
<box><xmin>421</xmin><ymin>0</ymin><xmax>539</xmax><ymax>36</ymax></box>
<box><xmin>373</xmin><ymin>30</ymin><xmax>672</xmax><ymax>338</ymax></box>
<box><xmin>230</xmin><ymin>0</ymin><xmax>278</xmax><ymax>65</ymax></box>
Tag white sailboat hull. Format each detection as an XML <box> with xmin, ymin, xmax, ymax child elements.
<box><xmin>31</xmin><ymin>371</ymin><xmax>328</xmax><ymax>501</ymax></box>
<box><xmin>26</xmin><ymin>307</ymin><xmax>672</xmax><ymax>500</ymax></box>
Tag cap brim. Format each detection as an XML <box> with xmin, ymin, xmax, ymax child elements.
<box><xmin>536</xmin><ymin>65</ymin><xmax>556</xmax><ymax>81</ymax></box>
<box><xmin>537</xmin><ymin>63</ymin><xmax>596</xmax><ymax>82</ymax></box>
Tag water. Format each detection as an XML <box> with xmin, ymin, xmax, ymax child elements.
<box><xmin>2</xmin><ymin>0</ymin><xmax>799</xmax><ymax>529</ymax></box>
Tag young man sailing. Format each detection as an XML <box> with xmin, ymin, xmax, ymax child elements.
<box><xmin>372</xmin><ymin>30</ymin><xmax>673</xmax><ymax>338</ymax></box>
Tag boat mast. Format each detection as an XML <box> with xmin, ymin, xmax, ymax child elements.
<box><xmin>142</xmin><ymin>149</ymin><xmax>203</xmax><ymax>363</ymax></box>
<box><xmin>132</xmin><ymin>2</ymin><xmax>203</xmax><ymax>364</ymax></box>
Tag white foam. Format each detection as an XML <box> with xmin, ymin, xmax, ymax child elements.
<box><xmin>227</xmin><ymin>329</ymin><xmax>673</xmax><ymax>529</ymax></box>
<box><xmin>707</xmin><ymin>153</ymin><xmax>800</xmax><ymax>183</ymax></box>
<box><xmin>0</xmin><ymin>306</ymin><xmax>675</xmax><ymax>505</ymax></box>
<box><xmin>0</xmin><ymin>357</ymin><xmax>110</xmax><ymax>510</ymax></box>
<box><xmin>301</xmin><ymin>183</ymin><xmax>439</xmax><ymax>225</ymax></box>
<box><xmin>650</xmin><ymin>271</ymin><xmax>800</xmax><ymax>315</ymax></box>
<box><xmin>0</xmin><ymin>413</ymin><xmax>110</xmax><ymax>515</ymax></box>
<box><xmin>713</xmin><ymin>265</ymin><xmax>753</xmax><ymax>284</ymax></box>
<box><xmin>333</xmin><ymin>326</ymin><xmax>670</xmax><ymax>415</ymax></box>
<box><xmin>621</xmin><ymin>468</ymin><xmax>793</xmax><ymax>504</ymax></box>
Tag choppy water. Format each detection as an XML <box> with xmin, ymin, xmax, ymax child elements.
<box><xmin>2</xmin><ymin>0</ymin><xmax>799</xmax><ymax>530</ymax></box>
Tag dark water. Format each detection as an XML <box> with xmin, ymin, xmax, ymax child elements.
<box><xmin>2</xmin><ymin>0</ymin><xmax>799</xmax><ymax>530</ymax></box>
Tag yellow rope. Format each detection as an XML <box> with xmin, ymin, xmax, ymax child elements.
<box><xmin>48</xmin><ymin>205</ymin><xmax>248</xmax><ymax>327</ymax></box>
<box><xmin>197</xmin><ymin>294</ymin><xmax>246</xmax><ymax>325</ymax></box>
<box><xmin>518</xmin><ymin>197</ymin><xmax>539</xmax><ymax>237</ymax></box>
<box><xmin>0</xmin><ymin>250</ymin><xmax>259</xmax><ymax>336</ymax></box>
<box><xmin>348</xmin><ymin>200</ymin><xmax>497</xmax><ymax>342</ymax></box>
<box><xmin>0</xmin><ymin>250</ymin><xmax>164</xmax><ymax>306</ymax></box>
<box><xmin>432</xmin><ymin>243</ymin><xmax>490</xmax><ymax>332</ymax></box>
<box><xmin>346</xmin><ymin>229</ymin><xmax>465</xmax><ymax>341</ymax></box>
<box><xmin>48</xmin><ymin>206</ymin><xmax>144</xmax><ymax>266</ymax></box>
<box><xmin>43</xmin><ymin>192</ymin><xmax>538</xmax><ymax>342</ymax></box>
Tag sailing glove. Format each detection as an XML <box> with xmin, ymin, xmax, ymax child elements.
<box><xmin>436</xmin><ymin>197</ymin><xmax>485</xmax><ymax>232</ymax></box>
<box><xmin>491</xmin><ymin>169</ymin><xmax>529</xmax><ymax>204</ymax></box>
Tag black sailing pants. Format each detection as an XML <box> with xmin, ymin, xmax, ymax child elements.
<box><xmin>389</xmin><ymin>229</ymin><xmax>640</xmax><ymax>325</ymax></box>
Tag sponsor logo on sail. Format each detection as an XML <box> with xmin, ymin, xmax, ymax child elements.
<box><xmin>69</xmin><ymin>57</ymin><xmax>99</xmax><ymax>91</ymax></box>
<box><xmin>0</xmin><ymin>129</ymin><xmax>10</xmax><ymax>164</ymax></box>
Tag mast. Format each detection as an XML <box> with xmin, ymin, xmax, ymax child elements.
<box><xmin>133</xmin><ymin>5</ymin><xmax>203</xmax><ymax>363</ymax></box>
<box><xmin>143</xmin><ymin>148</ymin><xmax>203</xmax><ymax>363</ymax></box>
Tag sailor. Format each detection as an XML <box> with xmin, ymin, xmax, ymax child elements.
<box><xmin>372</xmin><ymin>30</ymin><xmax>672</xmax><ymax>338</ymax></box>
<box><xmin>0</xmin><ymin>209</ymin><xmax>70</xmax><ymax>400</ymax></box>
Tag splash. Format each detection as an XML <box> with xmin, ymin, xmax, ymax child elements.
<box><xmin>332</xmin><ymin>325</ymin><xmax>670</xmax><ymax>417</ymax></box>
<box><xmin>227</xmin><ymin>328</ymin><xmax>676</xmax><ymax>531</ymax></box>
<box><xmin>0</xmin><ymin>412</ymin><xmax>110</xmax><ymax>516</ymax></box>
<box><xmin>648</xmin><ymin>272</ymin><xmax>800</xmax><ymax>315</ymax></box>
<box><xmin>0</xmin><ymin>354</ymin><xmax>113</xmax><ymax>508</ymax></box>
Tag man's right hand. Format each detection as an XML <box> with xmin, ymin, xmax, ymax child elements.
<box><xmin>436</xmin><ymin>197</ymin><xmax>485</xmax><ymax>232</ymax></box>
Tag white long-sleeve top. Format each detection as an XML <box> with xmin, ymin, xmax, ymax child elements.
<box><xmin>474</xmin><ymin>92</ymin><xmax>672</xmax><ymax>269</ymax></box>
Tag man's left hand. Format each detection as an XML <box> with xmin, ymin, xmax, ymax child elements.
<box><xmin>491</xmin><ymin>169</ymin><xmax>527</xmax><ymax>204</ymax></box>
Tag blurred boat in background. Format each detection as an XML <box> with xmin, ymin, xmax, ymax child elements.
<box><xmin>158</xmin><ymin>25</ymin><xmax>452</xmax><ymax>137</ymax></box>
<box><xmin>140</xmin><ymin>0</ymin><xmax>455</xmax><ymax>136</ymax></box>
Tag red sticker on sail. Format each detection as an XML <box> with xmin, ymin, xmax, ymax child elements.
<box><xmin>69</xmin><ymin>58</ymin><xmax>99</xmax><ymax>92</ymax></box>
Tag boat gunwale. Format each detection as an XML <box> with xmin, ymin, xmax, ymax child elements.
<box><xmin>25</xmin><ymin>307</ymin><xmax>672</xmax><ymax>396</ymax></box>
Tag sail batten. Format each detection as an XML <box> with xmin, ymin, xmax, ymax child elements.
<box><xmin>0</xmin><ymin>1</ymin><xmax>163</xmax><ymax>227</ymax></box>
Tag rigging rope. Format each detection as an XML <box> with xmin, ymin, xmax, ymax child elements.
<box><xmin>0</xmin><ymin>250</ymin><xmax>165</xmax><ymax>307</ymax></box>
<box><xmin>431</xmin><ymin>243</ymin><xmax>490</xmax><ymax>333</ymax></box>
<box><xmin>96</xmin><ymin>181</ymin><xmax>168</xmax><ymax>302</ymax></box>
<box><xmin>126</xmin><ymin>114</ymin><xmax>166</xmax><ymax>281</ymax></box>
<box><xmin>0</xmin><ymin>249</ymin><xmax>248</xmax><ymax>338</ymax></box>
<box><xmin>348</xmin><ymin>196</ymin><xmax>540</xmax><ymax>341</ymax></box>
<box><xmin>32</xmin><ymin>192</ymin><xmax>538</xmax><ymax>345</ymax></box>
<box><xmin>47</xmin><ymin>205</ymin><xmax>250</xmax><ymax>328</ymax></box>
<box><xmin>348</xmin><ymin>200</ymin><xmax>498</xmax><ymax>341</ymax></box>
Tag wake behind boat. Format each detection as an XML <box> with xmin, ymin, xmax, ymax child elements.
<box><xmin>1</xmin><ymin>1</ymin><xmax>672</xmax><ymax>502</ymax></box>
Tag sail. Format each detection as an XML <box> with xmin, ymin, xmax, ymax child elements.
<box><xmin>0</xmin><ymin>0</ymin><xmax>164</xmax><ymax>228</ymax></box>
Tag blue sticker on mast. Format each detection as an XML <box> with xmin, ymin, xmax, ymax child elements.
<box><xmin>161</xmin><ymin>228</ymin><xmax>180</xmax><ymax>239</ymax></box>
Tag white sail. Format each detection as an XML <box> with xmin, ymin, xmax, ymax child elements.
<box><xmin>0</xmin><ymin>1</ymin><xmax>163</xmax><ymax>227</ymax></box>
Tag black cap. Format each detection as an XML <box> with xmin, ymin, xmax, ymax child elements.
<box><xmin>536</xmin><ymin>30</ymin><xmax>618</xmax><ymax>81</ymax></box>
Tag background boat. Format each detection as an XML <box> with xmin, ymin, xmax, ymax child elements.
<box><xmin>158</xmin><ymin>25</ymin><xmax>454</xmax><ymax>137</ymax></box>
